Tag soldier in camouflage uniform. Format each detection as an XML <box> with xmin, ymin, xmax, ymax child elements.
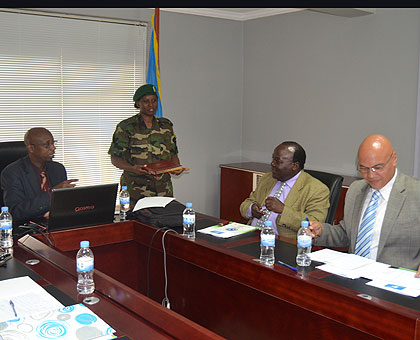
<box><xmin>108</xmin><ymin>84</ymin><xmax>184</xmax><ymax>204</ymax></box>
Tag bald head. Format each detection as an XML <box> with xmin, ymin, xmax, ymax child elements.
<box><xmin>24</xmin><ymin>127</ymin><xmax>56</xmax><ymax>168</ymax></box>
<box><xmin>358</xmin><ymin>135</ymin><xmax>393</xmax><ymax>159</ymax></box>
<box><xmin>24</xmin><ymin>127</ymin><xmax>52</xmax><ymax>146</ymax></box>
<box><xmin>357</xmin><ymin>134</ymin><xmax>397</xmax><ymax>189</ymax></box>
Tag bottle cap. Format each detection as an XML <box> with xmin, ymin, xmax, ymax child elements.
<box><xmin>80</xmin><ymin>240</ymin><xmax>90</xmax><ymax>248</ymax></box>
<box><xmin>121</xmin><ymin>186</ymin><xmax>127</xmax><ymax>190</ymax></box>
<box><xmin>186</xmin><ymin>202</ymin><xmax>192</xmax><ymax>208</ymax></box>
<box><xmin>301</xmin><ymin>220</ymin><xmax>309</xmax><ymax>227</ymax></box>
<box><xmin>1</xmin><ymin>207</ymin><xmax>8</xmax><ymax>212</ymax></box>
<box><xmin>264</xmin><ymin>220</ymin><xmax>272</xmax><ymax>227</ymax></box>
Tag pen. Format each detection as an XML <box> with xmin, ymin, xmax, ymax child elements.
<box><xmin>9</xmin><ymin>300</ymin><xmax>17</xmax><ymax>317</ymax></box>
<box><xmin>277</xmin><ymin>260</ymin><xmax>298</xmax><ymax>272</ymax></box>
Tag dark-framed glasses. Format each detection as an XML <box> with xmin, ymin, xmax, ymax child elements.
<box><xmin>358</xmin><ymin>152</ymin><xmax>393</xmax><ymax>173</ymax></box>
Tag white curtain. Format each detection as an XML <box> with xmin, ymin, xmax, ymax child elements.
<box><xmin>0</xmin><ymin>11</ymin><xmax>147</xmax><ymax>187</ymax></box>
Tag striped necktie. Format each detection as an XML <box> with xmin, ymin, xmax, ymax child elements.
<box><xmin>256</xmin><ymin>182</ymin><xmax>286</xmax><ymax>229</ymax></box>
<box><xmin>355</xmin><ymin>190</ymin><xmax>381</xmax><ymax>257</ymax></box>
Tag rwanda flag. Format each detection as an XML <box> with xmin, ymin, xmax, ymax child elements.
<box><xmin>146</xmin><ymin>13</ymin><xmax>163</xmax><ymax>117</ymax></box>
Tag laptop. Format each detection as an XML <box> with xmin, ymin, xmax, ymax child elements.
<box><xmin>39</xmin><ymin>183</ymin><xmax>118</xmax><ymax>232</ymax></box>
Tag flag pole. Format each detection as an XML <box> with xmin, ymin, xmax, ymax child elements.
<box><xmin>148</xmin><ymin>8</ymin><xmax>162</xmax><ymax>117</ymax></box>
<box><xmin>155</xmin><ymin>8</ymin><xmax>160</xmax><ymax>59</ymax></box>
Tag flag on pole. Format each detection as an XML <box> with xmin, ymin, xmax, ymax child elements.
<box><xmin>146</xmin><ymin>13</ymin><xmax>163</xmax><ymax>117</ymax></box>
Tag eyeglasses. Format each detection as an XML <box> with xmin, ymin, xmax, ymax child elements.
<box><xmin>358</xmin><ymin>152</ymin><xmax>393</xmax><ymax>173</ymax></box>
<box><xmin>31</xmin><ymin>140</ymin><xmax>58</xmax><ymax>149</ymax></box>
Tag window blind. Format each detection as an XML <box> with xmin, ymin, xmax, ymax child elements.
<box><xmin>0</xmin><ymin>11</ymin><xmax>147</xmax><ymax>187</ymax></box>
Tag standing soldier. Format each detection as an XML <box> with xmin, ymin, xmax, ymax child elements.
<box><xmin>109</xmin><ymin>84</ymin><xmax>184</xmax><ymax>205</ymax></box>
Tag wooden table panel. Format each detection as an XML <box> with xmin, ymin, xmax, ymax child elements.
<box><xmin>22</xmin><ymin>221</ymin><xmax>420</xmax><ymax>340</ymax></box>
<box><xmin>15</xmin><ymin>231</ymin><xmax>226</xmax><ymax>340</ymax></box>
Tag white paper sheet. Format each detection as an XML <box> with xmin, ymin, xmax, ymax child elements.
<box><xmin>366</xmin><ymin>267</ymin><xmax>420</xmax><ymax>288</ymax></box>
<box><xmin>366</xmin><ymin>280</ymin><xmax>420</xmax><ymax>297</ymax></box>
<box><xmin>315</xmin><ymin>263</ymin><xmax>362</xmax><ymax>279</ymax></box>
<box><xmin>133</xmin><ymin>196</ymin><xmax>175</xmax><ymax>212</ymax></box>
<box><xmin>0</xmin><ymin>276</ymin><xmax>64</xmax><ymax>323</ymax></box>
<box><xmin>316</xmin><ymin>261</ymin><xmax>390</xmax><ymax>280</ymax></box>
<box><xmin>308</xmin><ymin>248</ymin><xmax>347</xmax><ymax>263</ymax></box>
<box><xmin>310</xmin><ymin>249</ymin><xmax>420</xmax><ymax>296</ymax></box>
<box><xmin>352</xmin><ymin>261</ymin><xmax>391</xmax><ymax>279</ymax></box>
<box><xmin>328</xmin><ymin>253</ymin><xmax>376</xmax><ymax>270</ymax></box>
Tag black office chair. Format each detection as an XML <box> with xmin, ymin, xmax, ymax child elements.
<box><xmin>0</xmin><ymin>141</ymin><xmax>28</xmax><ymax>206</ymax></box>
<box><xmin>305</xmin><ymin>169</ymin><xmax>343</xmax><ymax>225</ymax></box>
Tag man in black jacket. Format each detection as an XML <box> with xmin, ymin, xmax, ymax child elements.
<box><xmin>1</xmin><ymin>127</ymin><xmax>78</xmax><ymax>221</ymax></box>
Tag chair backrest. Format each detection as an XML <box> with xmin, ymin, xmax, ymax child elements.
<box><xmin>305</xmin><ymin>169</ymin><xmax>344</xmax><ymax>225</ymax></box>
<box><xmin>0</xmin><ymin>141</ymin><xmax>28</xmax><ymax>206</ymax></box>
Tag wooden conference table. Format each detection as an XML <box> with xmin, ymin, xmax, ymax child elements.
<box><xmin>9</xmin><ymin>216</ymin><xmax>420</xmax><ymax>340</ymax></box>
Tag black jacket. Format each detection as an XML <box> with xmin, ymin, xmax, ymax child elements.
<box><xmin>1</xmin><ymin>155</ymin><xmax>67</xmax><ymax>221</ymax></box>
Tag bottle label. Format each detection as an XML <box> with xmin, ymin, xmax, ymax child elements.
<box><xmin>120</xmin><ymin>197</ymin><xmax>130</xmax><ymax>205</ymax></box>
<box><xmin>77</xmin><ymin>257</ymin><xmax>94</xmax><ymax>272</ymax></box>
<box><xmin>183</xmin><ymin>215</ymin><xmax>195</xmax><ymax>225</ymax></box>
<box><xmin>261</xmin><ymin>234</ymin><xmax>275</xmax><ymax>247</ymax></box>
<box><xmin>298</xmin><ymin>235</ymin><xmax>312</xmax><ymax>247</ymax></box>
<box><xmin>0</xmin><ymin>221</ymin><xmax>12</xmax><ymax>230</ymax></box>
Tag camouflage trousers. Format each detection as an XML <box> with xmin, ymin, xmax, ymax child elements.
<box><xmin>121</xmin><ymin>171</ymin><xmax>174</xmax><ymax>204</ymax></box>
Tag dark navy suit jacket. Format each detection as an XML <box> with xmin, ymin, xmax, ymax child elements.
<box><xmin>1</xmin><ymin>155</ymin><xmax>67</xmax><ymax>221</ymax></box>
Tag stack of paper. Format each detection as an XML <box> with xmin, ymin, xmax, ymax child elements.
<box><xmin>309</xmin><ymin>249</ymin><xmax>420</xmax><ymax>297</ymax></box>
<box><xmin>309</xmin><ymin>249</ymin><xmax>389</xmax><ymax>280</ymax></box>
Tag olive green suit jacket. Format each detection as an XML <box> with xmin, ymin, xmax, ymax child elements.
<box><xmin>240</xmin><ymin>171</ymin><xmax>330</xmax><ymax>239</ymax></box>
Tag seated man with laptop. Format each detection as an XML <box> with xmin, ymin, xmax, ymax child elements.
<box><xmin>1</xmin><ymin>127</ymin><xmax>78</xmax><ymax>222</ymax></box>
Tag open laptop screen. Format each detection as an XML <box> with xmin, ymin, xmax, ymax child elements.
<box><xmin>47</xmin><ymin>183</ymin><xmax>118</xmax><ymax>232</ymax></box>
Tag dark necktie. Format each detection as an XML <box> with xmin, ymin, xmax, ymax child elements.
<box><xmin>40</xmin><ymin>171</ymin><xmax>48</xmax><ymax>192</ymax></box>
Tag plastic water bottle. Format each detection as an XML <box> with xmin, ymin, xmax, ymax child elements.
<box><xmin>119</xmin><ymin>186</ymin><xmax>130</xmax><ymax>221</ymax></box>
<box><xmin>260</xmin><ymin>220</ymin><xmax>275</xmax><ymax>266</ymax></box>
<box><xmin>296</xmin><ymin>220</ymin><xmax>312</xmax><ymax>266</ymax></box>
<box><xmin>182</xmin><ymin>202</ymin><xmax>195</xmax><ymax>240</ymax></box>
<box><xmin>0</xmin><ymin>207</ymin><xmax>13</xmax><ymax>256</ymax></box>
<box><xmin>76</xmin><ymin>240</ymin><xmax>95</xmax><ymax>294</ymax></box>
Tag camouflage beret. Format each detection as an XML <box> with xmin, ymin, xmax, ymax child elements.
<box><xmin>133</xmin><ymin>84</ymin><xmax>157</xmax><ymax>102</ymax></box>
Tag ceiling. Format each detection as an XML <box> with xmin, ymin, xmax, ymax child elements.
<box><xmin>160</xmin><ymin>8</ymin><xmax>375</xmax><ymax>21</ymax></box>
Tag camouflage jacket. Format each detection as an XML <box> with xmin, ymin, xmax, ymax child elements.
<box><xmin>108</xmin><ymin>114</ymin><xmax>179</xmax><ymax>200</ymax></box>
